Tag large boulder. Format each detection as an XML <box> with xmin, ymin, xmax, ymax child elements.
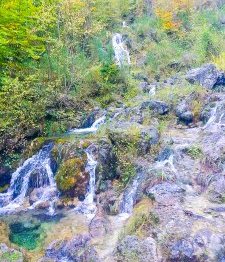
<box><xmin>114</xmin><ymin>235</ymin><xmax>161</xmax><ymax>262</ymax></box>
<box><xmin>40</xmin><ymin>234</ymin><xmax>100</xmax><ymax>262</ymax></box>
<box><xmin>185</xmin><ymin>64</ymin><xmax>221</xmax><ymax>89</ymax></box>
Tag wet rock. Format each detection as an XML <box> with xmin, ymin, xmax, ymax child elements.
<box><xmin>114</xmin><ymin>235</ymin><xmax>161</xmax><ymax>262</ymax></box>
<box><xmin>40</xmin><ymin>234</ymin><xmax>100</xmax><ymax>262</ymax></box>
<box><xmin>96</xmin><ymin>139</ymin><xmax>118</xmax><ymax>192</ymax></box>
<box><xmin>97</xmin><ymin>189</ymin><xmax>118</xmax><ymax>215</ymax></box>
<box><xmin>185</xmin><ymin>64</ymin><xmax>220</xmax><ymax>89</ymax></box>
<box><xmin>89</xmin><ymin>206</ymin><xmax>111</xmax><ymax>237</ymax></box>
<box><xmin>140</xmin><ymin>100</ymin><xmax>169</xmax><ymax>115</ymax></box>
<box><xmin>0</xmin><ymin>167</ymin><xmax>11</xmax><ymax>191</ymax></box>
<box><xmin>0</xmin><ymin>243</ymin><xmax>24</xmax><ymax>262</ymax></box>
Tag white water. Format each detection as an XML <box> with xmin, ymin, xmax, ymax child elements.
<box><xmin>0</xmin><ymin>143</ymin><xmax>58</xmax><ymax>215</ymax></box>
<box><xmin>203</xmin><ymin>102</ymin><xmax>225</xmax><ymax>132</ymax></box>
<box><xmin>69</xmin><ymin>115</ymin><xmax>106</xmax><ymax>134</ymax></box>
<box><xmin>119</xmin><ymin>175</ymin><xmax>140</xmax><ymax>214</ymax></box>
<box><xmin>112</xmin><ymin>33</ymin><xmax>131</xmax><ymax>67</ymax></box>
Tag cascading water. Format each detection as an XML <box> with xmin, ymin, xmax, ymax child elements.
<box><xmin>203</xmin><ymin>102</ymin><xmax>225</xmax><ymax>132</ymax></box>
<box><xmin>74</xmin><ymin>145</ymin><xmax>98</xmax><ymax>214</ymax></box>
<box><xmin>69</xmin><ymin>115</ymin><xmax>106</xmax><ymax>134</ymax></box>
<box><xmin>112</xmin><ymin>33</ymin><xmax>131</xmax><ymax>67</ymax></box>
<box><xmin>0</xmin><ymin>143</ymin><xmax>58</xmax><ymax>215</ymax></box>
<box><xmin>119</xmin><ymin>175</ymin><xmax>140</xmax><ymax>214</ymax></box>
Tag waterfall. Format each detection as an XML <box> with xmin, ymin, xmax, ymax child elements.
<box><xmin>112</xmin><ymin>33</ymin><xmax>131</xmax><ymax>67</ymax></box>
<box><xmin>119</xmin><ymin>175</ymin><xmax>140</xmax><ymax>214</ymax></box>
<box><xmin>203</xmin><ymin>102</ymin><xmax>225</xmax><ymax>132</ymax></box>
<box><xmin>69</xmin><ymin>115</ymin><xmax>106</xmax><ymax>134</ymax></box>
<box><xmin>0</xmin><ymin>143</ymin><xmax>58</xmax><ymax>215</ymax></box>
<box><xmin>74</xmin><ymin>145</ymin><xmax>98</xmax><ymax>214</ymax></box>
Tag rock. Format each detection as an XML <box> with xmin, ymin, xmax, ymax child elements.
<box><xmin>114</xmin><ymin>235</ymin><xmax>161</xmax><ymax>262</ymax></box>
<box><xmin>89</xmin><ymin>206</ymin><xmax>111</xmax><ymax>237</ymax></box>
<box><xmin>40</xmin><ymin>234</ymin><xmax>100</xmax><ymax>262</ymax></box>
<box><xmin>95</xmin><ymin>139</ymin><xmax>118</xmax><ymax>192</ymax></box>
<box><xmin>156</xmin><ymin>147</ymin><xmax>174</xmax><ymax>162</ymax></box>
<box><xmin>97</xmin><ymin>189</ymin><xmax>118</xmax><ymax>215</ymax></box>
<box><xmin>176</xmin><ymin>101</ymin><xmax>194</xmax><ymax>125</ymax></box>
<box><xmin>138</xmin><ymin>127</ymin><xmax>160</xmax><ymax>155</ymax></box>
<box><xmin>185</xmin><ymin>64</ymin><xmax>220</xmax><ymax>89</ymax></box>
<box><xmin>139</xmin><ymin>81</ymin><xmax>149</xmax><ymax>91</ymax></box>
<box><xmin>140</xmin><ymin>100</ymin><xmax>169</xmax><ymax>115</ymax></box>
<box><xmin>145</xmin><ymin>182</ymin><xmax>185</xmax><ymax>204</ymax></box>
<box><xmin>0</xmin><ymin>243</ymin><xmax>24</xmax><ymax>262</ymax></box>
<box><xmin>0</xmin><ymin>167</ymin><xmax>11</xmax><ymax>191</ymax></box>
<box><xmin>168</xmin><ymin>230</ymin><xmax>225</xmax><ymax>262</ymax></box>
<box><xmin>207</xmin><ymin>175</ymin><xmax>225</xmax><ymax>203</ymax></box>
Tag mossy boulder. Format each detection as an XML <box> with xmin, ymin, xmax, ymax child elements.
<box><xmin>55</xmin><ymin>156</ymin><xmax>88</xmax><ymax>199</ymax></box>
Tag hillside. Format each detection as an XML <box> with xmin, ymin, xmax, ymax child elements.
<box><xmin>0</xmin><ymin>0</ymin><xmax>225</xmax><ymax>261</ymax></box>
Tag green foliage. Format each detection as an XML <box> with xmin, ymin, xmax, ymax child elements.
<box><xmin>121</xmin><ymin>199</ymin><xmax>159</xmax><ymax>238</ymax></box>
<box><xmin>186</xmin><ymin>145</ymin><xmax>203</xmax><ymax>159</ymax></box>
<box><xmin>55</xmin><ymin>156</ymin><xmax>87</xmax><ymax>193</ymax></box>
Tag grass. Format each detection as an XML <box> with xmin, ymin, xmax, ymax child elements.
<box><xmin>186</xmin><ymin>145</ymin><xmax>203</xmax><ymax>159</ymax></box>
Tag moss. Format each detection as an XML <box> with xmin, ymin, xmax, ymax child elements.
<box><xmin>120</xmin><ymin>199</ymin><xmax>158</xmax><ymax>239</ymax></box>
<box><xmin>55</xmin><ymin>156</ymin><xmax>88</xmax><ymax>195</ymax></box>
<box><xmin>1</xmin><ymin>251</ymin><xmax>22</xmax><ymax>261</ymax></box>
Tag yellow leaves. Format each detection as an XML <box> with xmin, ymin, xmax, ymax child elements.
<box><xmin>213</xmin><ymin>52</ymin><xmax>225</xmax><ymax>70</ymax></box>
<box><xmin>155</xmin><ymin>8</ymin><xmax>180</xmax><ymax>32</ymax></box>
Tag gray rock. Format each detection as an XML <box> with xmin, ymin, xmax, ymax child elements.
<box><xmin>89</xmin><ymin>206</ymin><xmax>111</xmax><ymax>237</ymax></box>
<box><xmin>186</xmin><ymin>64</ymin><xmax>219</xmax><ymax>89</ymax></box>
<box><xmin>145</xmin><ymin>182</ymin><xmax>185</xmax><ymax>203</ymax></box>
<box><xmin>40</xmin><ymin>234</ymin><xmax>100</xmax><ymax>262</ymax></box>
<box><xmin>95</xmin><ymin>139</ymin><xmax>118</xmax><ymax>192</ymax></box>
<box><xmin>114</xmin><ymin>235</ymin><xmax>161</xmax><ymax>262</ymax></box>
<box><xmin>176</xmin><ymin>101</ymin><xmax>194</xmax><ymax>125</ymax></box>
<box><xmin>140</xmin><ymin>100</ymin><xmax>169</xmax><ymax>115</ymax></box>
<box><xmin>138</xmin><ymin>127</ymin><xmax>160</xmax><ymax>155</ymax></box>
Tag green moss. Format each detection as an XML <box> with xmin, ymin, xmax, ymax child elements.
<box><xmin>1</xmin><ymin>251</ymin><xmax>22</xmax><ymax>261</ymax></box>
<box><xmin>55</xmin><ymin>156</ymin><xmax>87</xmax><ymax>193</ymax></box>
<box><xmin>120</xmin><ymin>199</ymin><xmax>158</xmax><ymax>238</ymax></box>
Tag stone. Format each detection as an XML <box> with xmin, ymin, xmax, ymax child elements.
<box><xmin>145</xmin><ymin>182</ymin><xmax>185</xmax><ymax>204</ymax></box>
<box><xmin>176</xmin><ymin>101</ymin><xmax>194</xmax><ymax>125</ymax></box>
<box><xmin>40</xmin><ymin>234</ymin><xmax>100</xmax><ymax>262</ymax></box>
<box><xmin>140</xmin><ymin>100</ymin><xmax>169</xmax><ymax>115</ymax></box>
<box><xmin>185</xmin><ymin>64</ymin><xmax>220</xmax><ymax>89</ymax></box>
<box><xmin>114</xmin><ymin>235</ymin><xmax>161</xmax><ymax>262</ymax></box>
<box><xmin>89</xmin><ymin>206</ymin><xmax>111</xmax><ymax>237</ymax></box>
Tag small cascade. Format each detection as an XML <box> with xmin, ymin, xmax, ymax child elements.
<box><xmin>154</xmin><ymin>154</ymin><xmax>177</xmax><ymax>176</ymax></box>
<box><xmin>74</xmin><ymin>145</ymin><xmax>98</xmax><ymax>214</ymax></box>
<box><xmin>203</xmin><ymin>102</ymin><xmax>225</xmax><ymax>132</ymax></box>
<box><xmin>69</xmin><ymin>115</ymin><xmax>106</xmax><ymax>134</ymax></box>
<box><xmin>112</xmin><ymin>33</ymin><xmax>131</xmax><ymax>67</ymax></box>
<box><xmin>119</xmin><ymin>175</ymin><xmax>140</xmax><ymax>214</ymax></box>
<box><xmin>0</xmin><ymin>143</ymin><xmax>58</xmax><ymax>215</ymax></box>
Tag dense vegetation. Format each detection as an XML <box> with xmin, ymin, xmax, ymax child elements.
<box><xmin>1</xmin><ymin>0</ymin><xmax>225</xmax><ymax>167</ymax></box>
